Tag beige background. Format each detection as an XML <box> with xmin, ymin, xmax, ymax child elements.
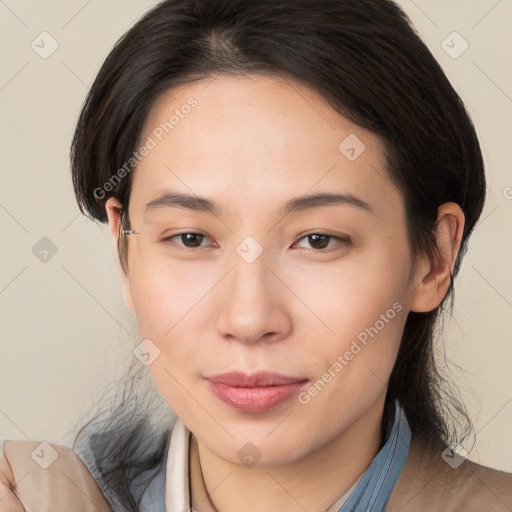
<box><xmin>0</xmin><ymin>0</ymin><xmax>511</xmax><ymax>471</ymax></box>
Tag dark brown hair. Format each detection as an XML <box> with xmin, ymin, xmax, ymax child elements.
<box><xmin>70</xmin><ymin>0</ymin><xmax>483</xmax><ymax>508</ymax></box>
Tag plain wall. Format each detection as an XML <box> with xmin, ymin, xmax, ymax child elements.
<box><xmin>0</xmin><ymin>0</ymin><xmax>511</xmax><ymax>471</ymax></box>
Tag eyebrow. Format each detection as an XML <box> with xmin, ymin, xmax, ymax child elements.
<box><xmin>280</xmin><ymin>192</ymin><xmax>373</xmax><ymax>216</ymax></box>
<box><xmin>144</xmin><ymin>190</ymin><xmax>374</xmax><ymax>216</ymax></box>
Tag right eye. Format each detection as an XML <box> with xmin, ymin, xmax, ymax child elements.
<box><xmin>161</xmin><ymin>232</ymin><xmax>219</xmax><ymax>250</ymax></box>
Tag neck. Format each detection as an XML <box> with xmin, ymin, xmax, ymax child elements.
<box><xmin>190</xmin><ymin>394</ymin><xmax>386</xmax><ymax>512</ymax></box>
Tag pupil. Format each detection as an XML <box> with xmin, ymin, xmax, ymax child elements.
<box><xmin>310</xmin><ymin>234</ymin><xmax>328</xmax><ymax>249</ymax></box>
<box><xmin>182</xmin><ymin>233</ymin><xmax>203</xmax><ymax>247</ymax></box>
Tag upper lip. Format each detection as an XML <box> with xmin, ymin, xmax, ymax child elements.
<box><xmin>205</xmin><ymin>371</ymin><xmax>308</xmax><ymax>387</ymax></box>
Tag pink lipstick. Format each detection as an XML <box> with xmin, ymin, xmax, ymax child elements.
<box><xmin>205</xmin><ymin>371</ymin><xmax>308</xmax><ymax>413</ymax></box>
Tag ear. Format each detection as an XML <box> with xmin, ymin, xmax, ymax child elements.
<box><xmin>105</xmin><ymin>197</ymin><xmax>134</xmax><ymax>312</ymax></box>
<box><xmin>409</xmin><ymin>202</ymin><xmax>465</xmax><ymax>313</ymax></box>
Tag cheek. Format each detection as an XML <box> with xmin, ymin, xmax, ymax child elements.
<box><xmin>290</xmin><ymin>263</ymin><xmax>407</xmax><ymax>439</ymax></box>
<box><xmin>289</xmin><ymin>247</ymin><xmax>409</xmax><ymax>385</ymax></box>
<box><xmin>129</xmin><ymin>275</ymin><xmax>174</xmax><ymax>339</ymax></box>
<box><xmin>127</xmin><ymin>261</ymin><xmax>217</xmax><ymax>339</ymax></box>
<box><xmin>126</xmin><ymin>262</ymin><xmax>220</xmax><ymax>411</ymax></box>
<box><xmin>291</xmin><ymin>252</ymin><xmax>408</xmax><ymax>338</ymax></box>
<box><xmin>128</xmin><ymin>267</ymin><xmax>210</xmax><ymax>413</ymax></box>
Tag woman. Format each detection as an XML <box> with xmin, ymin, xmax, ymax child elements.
<box><xmin>1</xmin><ymin>0</ymin><xmax>511</xmax><ymax>510</ymax></box>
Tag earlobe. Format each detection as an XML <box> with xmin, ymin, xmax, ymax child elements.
<box><xmin>408</xmin><ymin>202</ymin><xmax>465</xmax><ymax>313</ymax></box>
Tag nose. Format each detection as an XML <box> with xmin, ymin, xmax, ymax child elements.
<box><xmin>215</xmin><ymin>247</ymin><xmax>293</xmax><ymax>345</ymax></box>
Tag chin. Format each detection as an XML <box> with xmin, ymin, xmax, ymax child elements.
<box><xmin>198</xmin><ymin>423</ymin><xmax>313</xmax><ymax>467</ymax></box>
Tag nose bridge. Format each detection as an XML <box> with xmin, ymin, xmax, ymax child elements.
<box><xmin>216</xmin><ymin>239</ymin><xmax>291</xmax><ymax>344</ymax></box>
<box><xmin>232</xmin><ymin>244</ymin><xmax>270</xmax><ymax>300</ymax></box>
<box><xmin>230</xmin><ymin>241</ymin><xmax>275</xmax><ymax>315</ymax></box>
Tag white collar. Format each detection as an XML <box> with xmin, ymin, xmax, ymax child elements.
<box><xmin>165</xmin><ymin>416</ymin><xmax>191</xmax><ymax>512</ymax></box>
<box><xmin>165</xmin><ymin>417</ymin><xmax>362</xmax><ymax>512</ymax></box>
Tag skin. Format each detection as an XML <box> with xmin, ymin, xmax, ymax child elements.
<box><xmin>105</xmin><ymin>73</ymin><xmax>464</xmax><ymax>511</ymax></box>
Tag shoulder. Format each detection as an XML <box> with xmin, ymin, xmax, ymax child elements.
<box><xmin>0</xmin><ymin>438</ymin><xmax>110</xmax><ymax>512</ymax></box>
<box><xmin>387</xmin><ymin>436</ymin><xmax>512</xmax><ymax>511</ymax></box>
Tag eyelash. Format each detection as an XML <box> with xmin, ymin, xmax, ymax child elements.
<box><xmin>161</xmin><ymin>232</ymin><xmax>351</xmax><ymax>253</ymax></box>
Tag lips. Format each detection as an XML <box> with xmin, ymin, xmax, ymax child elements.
<box><xmin>205</xmin><ymin>371</ymin><xmax>309</xmax><ymax>413</ymax></box>
<box><xmin>206</xmin><ymin>371</ymin><xmax>307</xmax><ymax>387</ymax></box>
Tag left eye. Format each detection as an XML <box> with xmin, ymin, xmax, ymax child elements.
<box><xmin>293</xmin><ymin>233</ymin><xmax>350</xmax><ymax>252</ymax></box>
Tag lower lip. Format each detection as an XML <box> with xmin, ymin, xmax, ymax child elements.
<box><xmin>207</xmin><ymin>380</ymin><xmax>308</xmax><ymax>413</ymax></box>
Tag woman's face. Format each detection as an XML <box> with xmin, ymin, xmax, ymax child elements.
<box><xmin>109</xmin><ymin>74</ymin><xmax>424</xmax><ymax>466</ymax></box>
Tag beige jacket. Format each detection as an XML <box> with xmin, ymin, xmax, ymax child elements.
<box><xmin>1</xmin><ymin>436</ymin><xmax>511</xmax><ymax>511</ymax></box>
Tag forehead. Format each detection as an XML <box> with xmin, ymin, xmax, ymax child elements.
<box><xmin>129</xmin><ymin>73</ymin><xmax>402</xmax><ymax>220</ymax></box>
